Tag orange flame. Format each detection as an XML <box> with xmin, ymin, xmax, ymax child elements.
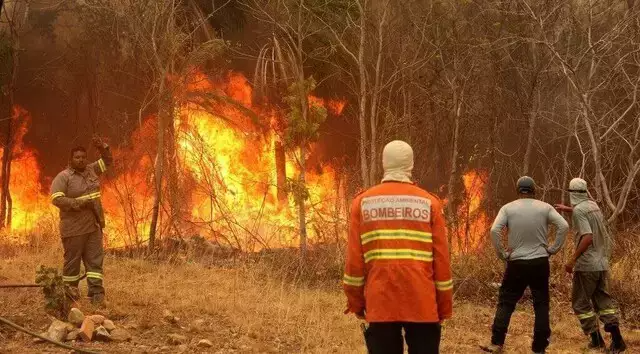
<box><xmin>452</xmin><ymin>170</ymin><xmax>489</xmax><ymax>253</ymax></box>
<box><xmin>97</xmin><ymin>71</ymin><xmax>347</xmax><ymax>249</ymax></box>
<box><xmin>3</xmin><ymin>72</ymin><xmax>347</xmax><ymax>249</ymax></box>
<box><xmin>0</xmin><ymin>106</ymin><xmax>55</xmax><ymax>235</ymax></box>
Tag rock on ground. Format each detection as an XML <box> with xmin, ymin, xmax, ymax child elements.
<box><xmin>79</xmin><ymin>317</ymin><xmax>95</xmax><ymax>342</ymax></box>
<box><xmin>189</xmin><ymin>319</ymin><xmax>206</xmax><ymax>333</ymax></box>
<box><xmin>46</xmin><ymin>320</ymin><xmax>69</xmax><ymax>342</ymax></box>
<box><xmin>66</xmin><ymin>329</ymin><xmax>81</xmax><ymax>341</ymax></box>
<box><xmin>167</xmin><ymin>333</ymin><xmax>188</xmax><ymax>345</ymax></box>
<box><xmin>163</xmin><ymin>309</ymin><xmax>179</xmax><ymax>324</ymax></box>
<box><xmin>198</xmin><ymin>339</ymin><xmax>214</xmax><ymax>348</ymax></box>
<box><xmin>103</xmin><ymin>319</ymin><xmax>116</xmax><ymax>331</ymax></box>
<box><xmin>68</xmin><ymin>308</ymin><xmax>85</xmax><ymax>326</ymax></box>
<box><xmin>88</xmin><ymin>314</ymin><xmax>105</xmax><ymax>325</ymax></box>
<box><xmin>94</xmin><ymin>326</ymin><xmax>111</xmax><ymax>341</ymax></box>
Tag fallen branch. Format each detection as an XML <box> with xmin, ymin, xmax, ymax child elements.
<box><xmin>0</xmin><ymin>284</ymin><xmax>43</xmax><ymax>288</ymax></box>
<box><xmin>0</xmin><ymin>316</ymin><xmax>100</xmax><ymax>354</ymax></box>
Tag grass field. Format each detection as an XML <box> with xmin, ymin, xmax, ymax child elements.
<box><xmin>1</xmin><ymin>242</ymin><xmax>639</xmax><ymax>353</ymax></box>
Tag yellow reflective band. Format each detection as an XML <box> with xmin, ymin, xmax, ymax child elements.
<box><xmin>577</xmin><ymin>312</ymin><xmax>596</xmax><ymax>320</ymax></box>
<box><xmin>343</xmin><ymin>274</ymin><xmax>365</xmax><ymax>287</ymax></box>
<box><xmin>98</xmin><ymin>159</ymin><xmax>106</xmax><ymax>172</ymax></box>
<box><xmin>86</xmin><ymin>272</ymin><xmax>103</xmax><ymax>279</ymax></box>
<box><xmin>76</xmin><ymin>192</ymin><xmax>101</xmax><ymax>201</ymax></box>
<box><xmin>599</xmin><ymin>309</ymin><xmax>616</xmax><ymax>316</ymax></box>
<box><xmin>361</xmin><ymin>229</ymin><xmax>433</xmax><ymax>245</ymax></box>
<box><xmin>51</xmin><ymin>192</ymin><xmax>65</xmax><ymax>201</ymax></box>
<box><xmin>364</xmin><ymin>249</ymin><xmax>433</xmax><ymax>263</ymax></box>
<box><xmin>62</xmin><ymin>273</ymin><xmax>84</xmax><ymax>282</ymax></box>
<box><xmin>435</xmin><ymin>279</ymin><xmax>454</xmax><ymax>291</ymax></box>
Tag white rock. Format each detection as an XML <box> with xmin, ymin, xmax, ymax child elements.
<box><xmin>46</xmin><ymin>320</ymin><xmax>69</xmax><ymax>342</ymax></box>
<box><xmin>198</xmin><ymin>339</ymin><xmax>214</xmax><ymax>348</ymax></box>
<box><xmin>68</xmin><ymin>308</ymin><xmax>85</xmax><ymax>326</ymax></box>
<box><xmin>103</xmin><ymin>319</ymin><xmax>116</xmax><ymax>331</ymax></box>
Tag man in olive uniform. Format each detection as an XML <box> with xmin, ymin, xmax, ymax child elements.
<box><xmin>556</xmin><ymin>178</ymin><xmax>627</xmax><ymax>353</ymax></box>
<box><xmin>50</xmin><ymin>137</ymin><xmax>112</xmax><ymax>306</ymax></box>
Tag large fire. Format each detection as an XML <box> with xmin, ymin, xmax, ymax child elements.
<box><xmin>452</xmin><ymin>170</ymin><xmax>489</xmax><ymax>253</ymax></box>
<box><xmin>1</xmin><ymin>72</ymin><xmax>346</xmax><ymax>250</ymax></box>
<box><xmin>0</xmin><ymin>106</ymin><xmax>56</xmax><ymax>237</ymax></box>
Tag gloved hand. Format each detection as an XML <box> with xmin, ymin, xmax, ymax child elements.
<box><xmin>71</xmin><ymin>198</ymin><xmax>91</xmax><ymax>211</ymax></box>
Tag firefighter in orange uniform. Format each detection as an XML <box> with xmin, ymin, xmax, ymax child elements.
<box><xmin>343</xmin><ymin>140</ymin><xmax>453</xmax><ymax>354</ymax></box>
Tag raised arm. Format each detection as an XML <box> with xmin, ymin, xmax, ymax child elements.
<box><xmin>89</xmin><ymin>136</ymin><xmax>113</xmax><ymax>176</ymax></box>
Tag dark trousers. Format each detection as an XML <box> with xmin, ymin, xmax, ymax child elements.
<box><xmin>364</xmin><ymin>322</ymin><xmax>441</xmax><ymax>354</ymax></box>
<box><xmin>61</xmin><ymin>229</ymin><xmax>105</xmax><ymax>297</ymax></box>
<box><xmin>491</xmin><ymin>257</ymin><xmax>550</xmax><ymax>352</ymax></box>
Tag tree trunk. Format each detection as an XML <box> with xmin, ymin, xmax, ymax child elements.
<box><xmin>521</xmin><ymin>111</ymin><xmax>536</xmax><ymax>176</ymax></box>
<box><xmin>445</xmin><ymin>93</ymin><xmax>462</xmax><ymax>219</ymax></box>
<box><xmin>357</xmin><ymin>0</ymin><xmax>369</xmax><ymax>188</ymax></box>
<box><xmin>0</xmin><ymin>125</ymin><xmax>12</xmax><ymax>229</ymax></box>
<box><xmin>0</xmin><ymin>37</ymin><xmax>18</xmax><ymax>230</ymax></box>
<box><xmin>166</xmin><ymin>103</ymin><xmax>181</xmax><ymax>236</ymax></box>
<box><xmin>297</xmin><ymin>145</ymin><xmax>307</xmax><ymax>259</ymax></box>
<box><xmin>148</xmin><ymin>82</ymin><xmax>168</xmax><ymax>251</ymax></box>
<box><xmin>275</xmin><ymin>140</ymin><xmax>287</xmax><ymax>204</ymax></box>
<box><xmin>367</xmin><ymin>4</ymin><xmax>388</xmax><ymax>185</ymax></box>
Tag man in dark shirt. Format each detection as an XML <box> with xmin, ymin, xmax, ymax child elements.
<box><xmin>50</xmin><ymin>137</ymin><xmax>112</xmax><ymax>306</ymax></box>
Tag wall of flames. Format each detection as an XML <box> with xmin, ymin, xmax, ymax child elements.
<box><xmin>1</xmin><ymin>72</ymin><xmax>488</xmax><ymax>253</ymax></box>
<box><xmin>1</xmin><ymin>72</ymin><xmax>347</xmax><ymax>250</ymax></box>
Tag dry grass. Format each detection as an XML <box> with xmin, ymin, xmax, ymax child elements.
<box><xmin>1</xmin><ymin>241</ymin><xmax>639</xmax><ymax>353</ymax></box>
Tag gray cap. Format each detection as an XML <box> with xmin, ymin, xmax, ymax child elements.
<box><xmin>517</xmin><ymin>176</ymin><xmax>536</xmax><ymax>194</ymax></box>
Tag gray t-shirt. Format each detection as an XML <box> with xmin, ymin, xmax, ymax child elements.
<box><xmin>572</xmin><ymin>200</ymin><xmax>611</xmax><ymax>272</ymax></box>
<box><xmin>490</xmin><ymin>198</ymin><xmax>569</xmax><ymax>261</ymax></box>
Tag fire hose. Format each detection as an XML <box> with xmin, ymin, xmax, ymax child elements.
<box><xmin>0</xmin><ymin>283</ymin><xmax>99</xmax><ymax>354</ymax></box>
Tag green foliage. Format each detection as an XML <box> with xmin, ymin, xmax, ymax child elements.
<box><xmin>35</xmin><ymin>265</ymin><xmax>67</xmax><ymax>319</ymax></box>
<box><xmin>286</xmin><ymin>177</ymin><xmax>310</xmax><ymax>205</ymax></box>
<box><xmin>283</xmin><ymin>76</ymin><xmax>327</xmax><ymax>148</ymax></box>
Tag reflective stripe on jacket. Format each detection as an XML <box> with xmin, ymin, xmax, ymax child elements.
<box><xmin>343</xmin><ymin>181</ymin><xmax>453</xmax><ymax>322</ymax></box>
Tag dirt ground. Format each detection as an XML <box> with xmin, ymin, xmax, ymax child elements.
<box><xmin>1</xmin><ymin>246</ymin><xmax>639</xmax><ymax>353</ymax></box>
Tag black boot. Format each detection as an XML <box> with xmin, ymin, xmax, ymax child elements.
<box><xmin>588</xmin><ymin>331</ymin><xmax>606</xmax><ymax>349</ymax></box>
<box><xmin>607</xmin><ymin>326</ymin><xmax>627</xmax><ymax>353</ymax></box>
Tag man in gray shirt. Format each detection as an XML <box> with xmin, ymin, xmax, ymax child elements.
<box><xmin>481</xmin><ymin>176</ymin><xmax>568</xmax><ymax>354</ymax></box>
<box><xmin>555</xmin><ymin>178</ymin><xmax>626</xmax><ymax>353</ymax></box>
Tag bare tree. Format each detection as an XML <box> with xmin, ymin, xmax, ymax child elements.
<box><xmin>0</xmin><ymin>0</ymin><xmax>29</xmax><ymax>230</ymax></box>
<box><xmin>83</xmin><ymin>0</ymin><xmax>224</xmax><ymax>249</ymax></box>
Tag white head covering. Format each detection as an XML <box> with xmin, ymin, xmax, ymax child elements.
<box><xmin>569</xmin><ymin>177</ymin><xmax>589</xmax><ymax>206</ymax></box>
<box><xmin>381</xmin><ymin>140</ymin><xmax>413</xmax><ymax>183</ymax></box>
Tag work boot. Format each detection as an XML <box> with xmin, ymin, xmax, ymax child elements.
<box><xmin>588</xmin><ymin>331</ymin><xmax>606</xmax><ymax>350</ymax></box>
<box><xmin>479</xmin><ymin>343</ymin><xmax>504</xmax><ymax>353</ymax></box>
<box><xmin>91</xmin><ymin>293</ymin><xmax>106</xmax><ymax>308</ymax></box>
<box><xmin>65</xmin><ymin>286</ymin><xmax>80</xmax><ymax>301</ymax></box>
<box><xmin>608</xmin><ymin>326</ymin><xmax>627</xmax><ymax>353</ymax></box>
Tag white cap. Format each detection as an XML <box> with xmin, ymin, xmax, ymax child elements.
<box><xmin>569</xmin><ymin>178</ymin><xmax>587</xmax><ymax>192</ymax></box>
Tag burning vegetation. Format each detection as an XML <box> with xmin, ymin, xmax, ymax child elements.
<box><xmin>1</xmin><ymin>72</ymin><xmax>349</xmax><ymax>251</ymax></box>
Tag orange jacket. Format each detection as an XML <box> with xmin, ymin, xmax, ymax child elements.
<box><xmin>343</xmin><ymin>181</ymin><xmax>453</xmax><ymax>323</ymax></box>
